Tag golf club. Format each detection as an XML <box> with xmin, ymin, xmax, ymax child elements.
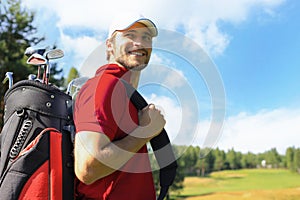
<box><xmin>26</xmin><ymin>53</ymin><xmax>47</xmax><ymax>82</ymax></box>
<box><xmin>25</xmin><ymin>48</ymin><xmax>64</xmax><ymax>85</ymax></box>
<box><xmin>24</xmin><ymin>47</ymin><xmax>46</xmax><ymax>58</ymax></box>
<box><xmin>2</xmin><ymin>72</ymin><xmax>13</xmax><ymax>88</ymax></box>
<box><xmin>44</xmin><ymin>49</ymin><xmax>64</xmax><ymax>85</ymax></box>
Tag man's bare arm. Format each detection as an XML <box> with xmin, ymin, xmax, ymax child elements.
<box><xmin>74</xmin><ymin>104</ymin><xmax>165</xmax><ymax>184</ymax></box>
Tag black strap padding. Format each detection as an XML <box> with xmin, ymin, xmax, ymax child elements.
<box><xmin>157</xmin><ymin>186</ymin><xmax>169</xmax><ymax>200</ymax></box>
<box><xmin>120</xmin><ymin>79</ymin><xmax>178</xmax><ymax>200</ymax></box>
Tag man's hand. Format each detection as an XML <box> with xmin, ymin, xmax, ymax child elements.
<box><xmin>138</xmin><ymin>104</ymin><xmax>166</xmax><ymax>140</ymax></box>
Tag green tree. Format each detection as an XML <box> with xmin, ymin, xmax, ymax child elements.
<box><xmin>65</xmin><ymin>66</ymin><xmax>79</xmax><ymax>87</ymax></box>
<box><xmin>195</xmin><ymin>148</ymin><xmax>215</xmax><ymax>176</ymax></box>
<box><xmin>226</xmin><ymin>148</ymin><xmax>242</xmax><ymax>170</ymax></box>
<box><xmin>0</xmin><ymin>0</ymin><xmax>43</xmax><ymax>129</ymax></box>
<box><xmin>241</xmin><ymin>152</ymin><xmax>257</xmax><ymax>169</ymax></box>
<box><xmin>205</xmin><ymin>150</ymin><xmax>215</xmax><ymax>173</ymax></box>
<box><xmin>181</xmin><ymin>146</ymin><xmax>200</xmax><ymax>175</ymax></box>
<box><xmin>293</xmin><ymin>148</ymin><xmax>300</xmax><ymax>173</ymax></box>
<box><xmin>0</xmin><ymin>0</ymin><xmax>64</xmax><ymax>129</ymax></box>
<box><xmin>0</xmin><ymin>0</ymin><xmax>43</xmax><ymax>83</ymax></box>
<box><xmin>213</xmin><ymin>148</ymin><xmax>226</xmax><ymax>171</ymax></box>
<box><xmin>286</xmin><ymin>147</ymin><xmax>295</xmax><ymax>171</ymax></box>
<box><xmin>265</xmin><ymin>148</ymin><xmax>282</xmax><ymax>168</ymax></box>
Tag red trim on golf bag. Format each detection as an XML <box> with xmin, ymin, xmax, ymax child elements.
<box><xmin>0</xmin><ymin>128</ymin><xmax>70</xmax><ymax>200</ymax></box>
<box><xmin>50</xmin><ymin>129</ymin><xmax>63</xmax><ymax>199</ymax></box>
<box><xmin>19</xmin><ymin>161</ymin><xmax>49</xmax><ymax>199</ymax></box>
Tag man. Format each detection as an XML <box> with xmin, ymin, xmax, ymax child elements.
<box><xmin>73</xmin><ymin>13</ymin><xmax>165</xmax><ymax>200</ymax></box>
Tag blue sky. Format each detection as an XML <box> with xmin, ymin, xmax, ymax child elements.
<box><xmin>216</xmin><ymin>1</ymin><xmax>300</xmax><ymax>115</ymax></box>
<box><xmin>20</xmin><ymin>0</ymin><xmax>300</xmax><ymax>154</ymax></box>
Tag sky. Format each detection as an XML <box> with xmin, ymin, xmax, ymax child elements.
<box><xmin>19</xmin><ymin>0</ymin><xmax>300</xmax><ymax>155</ymax></box>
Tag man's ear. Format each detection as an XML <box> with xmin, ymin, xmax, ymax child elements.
<box><xmin>106</xmin><ymin>38</ymin><xmax>114</xmax><ymax>61</ymax></box>
<box><xmin>106</xmin><ymin>39</ymin><xmax>113</xmax><ymax>51</ymax></box>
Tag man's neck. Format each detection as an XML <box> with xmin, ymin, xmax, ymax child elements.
<box><xmin>109</xmin><ymin>62</ymin><xmax>141</xmax><ymax>89</ymax></box>
<box><xmin>130</xmin><ymin>71</ymin><xmax>141</xmax><ymax>89</ymax></box>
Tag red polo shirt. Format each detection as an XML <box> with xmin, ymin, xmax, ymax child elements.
<box><xmin>74</xmin><ymin>64</ymin><xmax>156</xmax><ymax>200</ymax></box>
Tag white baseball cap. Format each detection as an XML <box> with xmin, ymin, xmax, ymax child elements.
<box><xmin>108</xmin><ymin>13</ymin><xmax>158</xmax><ymax>38</ymax></box>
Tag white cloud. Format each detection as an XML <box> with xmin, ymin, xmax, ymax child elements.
<box><xmin>163</xmin><ymin>69</ymin><xmax>186</xmax><ymax>89</ymax></box>
<box><xmin>149</xmin><ymin>53</ymin><xmax>163</xmax><ymax>65</ymax></box>
<box><xmin>209</xmin><ymin>108</ymin><xmax>300</xmax><ymax>154</ymax></box>
<box><xmin>186</xmin><ymin>22</ymin><xmax>230</xmax><ymax>57</ymax></box>
<box><xmin>59</xmin><ymin>32</ymin><xmax>100</xmax><ymax>70</ymax></box>
<box><xmin>148</xmin><ymin>58</ymin><xmax>186</xmax><ymax>89</ymax></box>
<box><xmin>141</xmin><ymin>54</ymin><xmax>188</xmax><ymax>90</ymax></box>
<box><xmin>23</xmin><ymin>0</ymin><xmax>286</xmax><ymax>60</ymax></box>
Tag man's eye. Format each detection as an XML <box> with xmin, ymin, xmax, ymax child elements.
<box><xmin>125</xmin><ymin>33</ymin><xmax>134</xmax><ymax>38</ymax></box>
<box><xmin>143</xmin><ymin>35</ymin><xmax>152</xmax><ymax>42</ymax></box>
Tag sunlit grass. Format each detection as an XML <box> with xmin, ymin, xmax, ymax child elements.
<box><xmin>171</xmin><ymin>169</ymin><xmax>300</xmax><ymax>200</ymax></box>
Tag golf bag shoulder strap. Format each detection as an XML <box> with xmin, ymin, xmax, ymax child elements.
<box><xmin>120</xmin><ymin>79</ymin><xmax>178</xmax><ymax>200</ymax></box>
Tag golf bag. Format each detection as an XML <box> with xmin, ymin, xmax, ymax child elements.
<box><xmin>0</xmin><ymin>80</ymin><xmax>75</xmax><ymax>200</ymax></box>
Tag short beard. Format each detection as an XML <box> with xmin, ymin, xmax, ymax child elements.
<box><xmin>116</xmin><ymin>57</ymin><xmax>149</xmax><ymax>71</ymax></box>
<box><xmin>124</xmin><ymin>63</ymin><xmax>148</xmax><ymax>71</ymax></box>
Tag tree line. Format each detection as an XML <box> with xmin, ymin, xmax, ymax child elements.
<box><xmin>176</xmin><ymin>146</ymin><xmax>300</xmax><ymax>175</ymax></box>
<box><xmin>162</xmin><ymin>145</ymin><xmax>300</xmax><ymax>195</ymax></box>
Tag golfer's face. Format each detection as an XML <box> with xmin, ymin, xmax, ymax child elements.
<box><xmin>112</xmin><ymin>22</ymin><xmax>153</xmax><ymax>71</ymax></box>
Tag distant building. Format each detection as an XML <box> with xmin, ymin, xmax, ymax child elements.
<box><xmin>261</xmin><ymin>160</ymin><xmax>266</xmax><ymax>168</ymax></box>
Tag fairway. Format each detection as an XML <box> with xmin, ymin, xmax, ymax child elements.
<box><xmin>173</xmin><ymin>169</ymin><xmax>300</xmax><ymax>200</ymax></box>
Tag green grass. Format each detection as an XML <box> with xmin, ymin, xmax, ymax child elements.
<box><xmin>172</xmin><ymin>169</ymin><xmax>300</xmax><ymax>199</ymax></box>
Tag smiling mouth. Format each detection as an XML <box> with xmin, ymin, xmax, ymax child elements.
<box><xmin>128</xmin><ymin>50</ymin><xmax>147</xmax><ymax>57</ymax></box>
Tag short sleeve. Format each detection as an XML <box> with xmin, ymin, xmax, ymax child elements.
<box><xmin>94</xmin><ymin>75</ymin><xmax>127</xmax><ymax>141</ymax></box>
<box><xmin>74</xmin><ymin>72</ymin><xmax>136</xmax><ymax>141</ymax></box>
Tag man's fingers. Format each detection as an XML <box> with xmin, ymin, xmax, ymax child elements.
<box><xmin>148</xmin><ymin>103</ymin><xmax>155</xmax><ymax>110</ymax></box>
<box><xmin>140</xmin><ymin>103</ymin><xmax>163</xmax><ymax>118</ymax></box>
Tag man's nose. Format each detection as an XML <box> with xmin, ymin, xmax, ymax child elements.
<box><xmin>133</xmin><ymin>37</ymin><xmax>143</xmax><ymax>47</ymax></box>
